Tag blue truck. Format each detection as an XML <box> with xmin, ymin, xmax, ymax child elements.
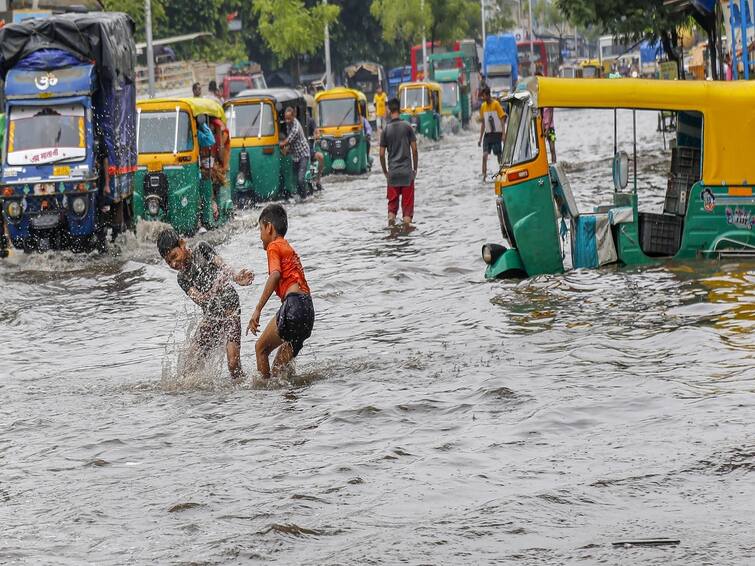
<box><xmin>484</xmin><ymin>34</ymin><xmax>519</xmax><ymax>100</ymax></box>
<box><xmin>0</xmin><ymin>13</ymin><xmax>137</xmax><ymax>254</ymax></box>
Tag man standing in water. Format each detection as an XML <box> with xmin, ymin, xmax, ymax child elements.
<box><xmin>478</xmin><ymin>86</ymin><xmax>506</xmax><ymax>180</ymax></box>
<box><xmin>380</xmin><ymin>98</ymin><xmax>418</xmax><ymax>226</ymax></box>
<box><xmin>279</xmin><ymin>107</ymin><xmax>311</xmax><ymax>197</ymax></box>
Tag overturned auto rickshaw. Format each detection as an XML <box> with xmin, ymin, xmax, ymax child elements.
<box><xmin>133</xmin><ymin>97</ymin><xmax>233</xmax><ymax>235</ymax></box>
<box><xmin>224</xmin><ymin>88</ymin><xmax>312</xmax><ymax>204</ymax></box>
<box><xmin>398</xmin><ymin>81</ymin><xmax>443</xmax><ymax>140</ymax></box>
<box><xmin>314</xmin><ymin>87</ymin><xmax>370</xmax><ymax>175</ymax></box>
<box><xmin>482</xmin><ymin>77</ymin><xmax>755</xmax><ymax>279</ymax></box>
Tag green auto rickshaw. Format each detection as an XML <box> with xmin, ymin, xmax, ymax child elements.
<box><xmin>399</xmin><ymin>81</ymin><xmax>443</xmax><ymax>140</ymax></box>
<box><xmin>224</xmin><ymin>88</ymin><xmax>311</xmax><ymax>205</ymax></box>
<box><xmin>133</xmin><ymin>97</ymin><xmax>233</xmax><ymax>235</ymax></box>
<box><xmin>314</xmin><ymin>87</ymin><xmax>370</xmax><ymax>175</ymax></box>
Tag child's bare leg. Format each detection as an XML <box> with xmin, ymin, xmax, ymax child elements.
<box><xmin>255</xmin><ymin>317</ymin><xmax>284</xmax><ymax>379</ymax></box>
<box><xmin>226</xmin><ymin>341</ymin><xmax>244</xmax><ymax>381</ymax></box>
<box><xmin>272</xmin><ymin>342</ymin><xmax>295</xmax><ymax>376</ymax></box>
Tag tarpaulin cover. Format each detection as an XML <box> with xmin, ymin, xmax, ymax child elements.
<box><xmin>0</xmin><ymin>12</ymin><xmax>136</xmax><ymax>83</ymax></box>
<box><xmin>485</xmin><ymin>34</ymin><xmax>519</xmax><ymax>81</ymax></box>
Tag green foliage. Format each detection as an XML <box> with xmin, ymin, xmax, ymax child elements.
<box><xmin>252</xmin><ymin>0</ymin><xmax>340</xmax><ymax>64</ymax></box>
<box><xmin>556</xmin><ymin>0</ymin><xmax>684</xmax><ymax>43</ymax></box>
<box><xmin>370</xmin><ymin>0</ymin><xmax>429</xmax><ymax>45</ymax></box>
<box><xmin>486</xmin><ymin>1</ymin><xmax>516</xmax><ymax>35</ymax></box>
<box><xmin>102</xmin><ymin>0</ymin><xmax>166</xmax><ymax>42</ymax></box>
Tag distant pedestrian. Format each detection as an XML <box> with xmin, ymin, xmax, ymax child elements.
<box><xmin>379</xmin><ymin>97</ymin><xmax>418</xmax><ymax>226</ymax></box>
<box><xmin>373</xmin><ymin>83</ymin><xmax>387</xmax><ymax>132</ymax></box>
<box><xmin>192</xmin><ymin>82</ymin><xmax>202</xmax><ymax>97</ymax></box>
<box><xmin>208</xmin><ymin>80</ymin><xmax>223</xmax><ymax>103</ymax></box>
<box><xmin>478</xmin><ymin>86</ymin><xmax>506</xmax><ymax>180</ymax></box>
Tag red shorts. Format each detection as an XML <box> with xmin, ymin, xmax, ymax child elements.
<box><xmin>387</xmin><ymin>182</ymin><xmax>415</xmax><ymax>218</ymax></box>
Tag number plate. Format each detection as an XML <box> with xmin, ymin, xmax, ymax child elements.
<box><xmin>53</xmin><ymin>165</ymin><xmax>71</xmax><ymax>177</ymax></box>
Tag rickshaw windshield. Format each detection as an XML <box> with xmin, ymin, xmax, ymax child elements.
<box><xmin>6</xmin><ymin>104</ymin><xmax>86</xmax><ymax>166</ymax></box>
<box><xmin>440</xmin><ymin>82</ymin><xmax>458</xmax><ymax>107</ymax></box>
<box><xmin>137</xmin><ymin>110</ymin><xmax>194</xmax><ymax>154</ymax></box>
<box><xmin>226</xmin><ymin>102</ymin><xmax>275</xmax><ymax>138</ymax></box>
<box><xmin>318</xmin><ymin>98</ymin><xmax>358</xmax><ymax>127</ymax></box>
<box><xmin>502</xmin><ymin>99</ymin><xmax>538</xmax><ymax>167</ymax></box>
<box><xmin>582</xmin><ymin>66</ymin><xmax>598</xmax><ymax>78</ymax></box>
<box><xmin>402</xmin><ymin>87</ymin><xmax>427</xmax><ymax>109</ymax></box>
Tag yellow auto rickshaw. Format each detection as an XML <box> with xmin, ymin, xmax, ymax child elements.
<box><xmin>313</xmin><ymin>87</ymin><xmax>370</xmax><ymax>175</ymax></box>
<box><xmin>398</xmin><ymin>81</ymin><xmax>442</xmax><ymax>140</ymax></box>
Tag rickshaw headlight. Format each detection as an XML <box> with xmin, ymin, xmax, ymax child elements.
<box><xmin>71</xmin><ymin>197</ymin><xmax>87</xmax><ymax>216</ymax></box>
<box><xmin>320</xmin><ymin>139</ymin><xmax>329</xmax><ymax>150</ymax></box>
<box><xmin>236</xmin><ymin>172</ymin><xmax>245</xmax><ymax>186</ymax></box>
<box><xmin>6</xmin><ymin>201</ymin><xmax>22</xmax><ymax>219</ymax></box>
<box><xmin>348</xmin><ymin>136</ymin><xmax>358</xmax><ymax>148</ymax></box>
<box><xmin>482</xmin><ymin>243</ymin><xmax>506</xmax><ymax>265</ymax></box>
<box><xmin>146</xmin><ymin>197</ymin><xmax>160</xmax><ymax>216</ymax></box>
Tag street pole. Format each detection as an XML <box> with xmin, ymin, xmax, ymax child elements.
<box><xmin>421</xmin><ymin>0</ymin><xmax>428</xmax><ymax>81</ymax></box>
<box><xmin>324</xmin><ymin>0</ymin><xmax>332</xmax><ymax>88</ymax></box>
<box><xmin>145</xmin><ymin>0</ymin><xmax>156</xmax><ymax>98</ymax></box>
<box><xmin>481</xmin><ymin>0</ymin><xmax>486</xmax><ymax>78</ymax></box>
<box><xmin>528</xmin><ymin>0</ymin><xmax>534</xmax><ymax>76</ymax></box>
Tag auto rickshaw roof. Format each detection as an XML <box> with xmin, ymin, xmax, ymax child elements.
<box><xmin>138</xmin><ymin>97</ymin><xmax>226</xmax><ymax>122</ymax></box>
<box><xmin>343</xmin><ymin>61</ymin><xmax>385</xmax><ymax>78</ymax></box>
<box><xmin>315</xmin><ymin>87</ymin><xmax>367</xmax><ymax>102</ymax></box>
<box><xmin>521</xmin><ymin>76</ymin><xmax>755</xmax><ymax>186</ymax></box>
<box><xmin>399</xmin><ymin>81</ymin><xmax>442</xmax><ymax>92</ymax></box>
<box><xmin>231</xmin><ymin>88</ymin><xmax>304</xmax><ymax>106</ymax></box>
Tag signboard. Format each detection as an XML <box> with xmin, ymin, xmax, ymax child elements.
<box><xmin>659</xmin><ymin>61</ymin><xmax>679</xmax><ymax>80</ymax></box>
<box><xmin>13</xmin><ymin>9</ymin><xmax>52</xmax><ymax>23</ymax></box>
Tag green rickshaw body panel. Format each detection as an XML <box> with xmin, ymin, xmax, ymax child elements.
<box><xmin>134</xmin><ymin>163</ymin><xmax>231</xmax><ymax>233</ymax></box>
<box><xmin>485</xmin><ymin>248</ymin><xmax>525</xmax><ymax>279</ymax></box>
<box><xmin>134</xmin><ymin>164</ymin><xmax>202</xmax><ymax>235</ymax></box>
<box><xmin>228</xmin><ymin>145</ymin><xmax>282</xmax><ymax>201</ymax></box>
<box><xmin>676</xmin><ymin>183</ymin><xmax>755</xmax><ymax>258</ymax></box>
<box><xmin>316</xmin><ymin>134</ymin><xmax>368</xmax><ymax>176</ymax></box>
<box><xmin>611</xmin><ymin>192</ymin><xmax>657</xmax><ymax>267</ymax></box>
<box><xmin>500</xmin><ymin>175</ymin><xmax>564</xmax><ymax>276</ymax></box>
<box><xmin>400</xmin><ymin>111</ymin><xmax>441</xmax><ymax>140</ymax></box>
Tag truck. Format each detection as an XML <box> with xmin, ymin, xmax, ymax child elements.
<box><xmin>484</xmin><ymin>34</ymin><xmax>519</xmax><ymax>99</ymax></box>
<box><xmin>0</xmin><ymin>12</ymin><xmax>137</xmax><ymax>254</ymax></box>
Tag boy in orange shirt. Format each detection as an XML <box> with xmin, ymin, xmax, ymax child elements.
<box><xmin>247</xmin><ymin>204</ymin><xmax>314</xmax><ymax>379</ymax></box>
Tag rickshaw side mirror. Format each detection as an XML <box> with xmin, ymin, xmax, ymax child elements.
<box><xmin>612</xmin><ymin>151</ymin><xmax>630</xmax><ymax>191</ymax></box>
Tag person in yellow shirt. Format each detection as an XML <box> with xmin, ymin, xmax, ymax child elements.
<box><xmin>477</xmin><ymin>86</ymin><xmax>507</xmax><ymax>180</ymax></box>
<box><xmin>373</xmin><ymin>83</ymin><xmax>388</xmax><ymax>132</ymax></box>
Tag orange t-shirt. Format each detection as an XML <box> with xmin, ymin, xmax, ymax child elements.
<box><xmin>267</xmin><ymin>237</ymin><xmax>310</xmax><ymax>299</ymax></box>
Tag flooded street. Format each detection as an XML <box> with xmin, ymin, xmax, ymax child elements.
<box><xmin>2</xmin><ymin>110</ymin><xmax>754</xmax><ymax>564</ymax></box>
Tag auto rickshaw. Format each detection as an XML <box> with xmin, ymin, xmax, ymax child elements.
<box><xmin>482</xmin><ymin>77</ymin><xmax>755</xmax><ymax>280</ymax></box>
<box><xmin>429</xmin><ymin>51</ymin><xmax>473</xmax><ymax>128</ymax></box>
<box><xmin>133</xmin><ymin>97</ymin><xmax>233</xmax><ymax>235</ymax></box>
<box><xmin>579</xmin><ymin>59</ymin><xmax>603</xmax><ymax>78</ymax></box>
<box><xmin>314</xmin><ymin>87</ymin><xmax>370</xmax><ymax>175</ymax></box>
<box><xmin>224</xmin><ymin>88</ymin><xmax>311</xmax><ymax>204</ymax></box>
<box><xmin>398</xmin><ymin>81</ymin><xmax>443</xmax><ymax>140</ymax></box>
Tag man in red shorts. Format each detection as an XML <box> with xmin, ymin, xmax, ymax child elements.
<box><xmin>379</xmin><ymin>98</ymin><xmax>418</xmax><ymax>226</ymax></box>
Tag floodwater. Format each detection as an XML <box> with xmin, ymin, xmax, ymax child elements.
<box><xmin>2</xmin><ymin>110</ymin><xmax>754</xmax><ymax>565</ymax></box>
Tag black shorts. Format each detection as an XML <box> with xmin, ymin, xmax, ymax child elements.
<box><xmin>483</xmin><ymin>133</ymin><xmax>503</xmax><ymax>156</ymax></box>
<box><xmin>276</xmin><ymin>293</ymin><xmax>315</xmax><ymax>357</ymax></box>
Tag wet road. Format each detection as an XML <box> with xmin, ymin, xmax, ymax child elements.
<box><xmin>2</xmin><ymin>110</ymin><xmax>754</xmax><ymax>565</ymax></box>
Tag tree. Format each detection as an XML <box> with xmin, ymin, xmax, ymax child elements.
<box><xmin>535</xmin><ymin>0</ymin><xmax>570</xmax><ymax>66</ymax></box>
<box><xmin>252</xmin><ymin>0</ymin><xmax>340</xmax><ymax>66</ymax></box>
<box><xmin>371</xmin><ymin>0</ymin><xmax>479</xmax><ymax>49</ymax></box>
<box><xmin>486</xmin><ymin>1</ymin><xmax>517</xmax><ymax>35</ymax></box>
<box><xmin>556</xmin><ymin>0</ymin><xmax>692</xmax><ymax>77</ymax></box>
<box><xmin>102</xmin><ymin>0</ymin><xmax>166</xmax><ymax>42</ymax></box>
